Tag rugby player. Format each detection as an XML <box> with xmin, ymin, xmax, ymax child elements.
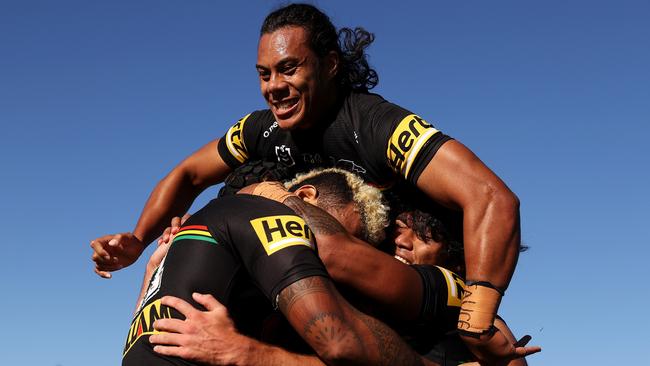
<box><xmin>93</xmin><ymin>3</ymin><xmax>524</xmax><ymax>359</ymax></box>
<box><xmin>141</xmin><ymin>178</ymin><xmax>538</xmax><ymax>365</ymax></box>
<box><xmin>122</xmin><ymin>168</ymin><xmax>432</xmax><ymax>365</ymax></box>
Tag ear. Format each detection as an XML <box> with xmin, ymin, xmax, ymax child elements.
<box><xmin>293</xmin><ymin>185</ymin><xmax>319</xmax><ymax>205</ymax></box>
<box><xmin>323</xmin><ymin>50</ymin><xmax>339</xmax><ymax>80</ymax></box>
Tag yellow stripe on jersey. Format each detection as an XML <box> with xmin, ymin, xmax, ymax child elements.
<box><xmin>225</xmin><ymin>114</ymin><xmax>252</xmax><ymax>163</ymax></box>
<box><xmin>436</xmin><ymin>266</ymin><xmax>465</xmax><ymax>307</ymax></box>
<box><xmin>386</xmin><ymin>114</ymin><xmax>439</xmax><ymax>179</ymax></box>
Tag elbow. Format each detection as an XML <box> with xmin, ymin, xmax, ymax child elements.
<box><xmin>317</xmin><ymin>343</ymin><xmax>363</xmax><ymax>366</ymax></box>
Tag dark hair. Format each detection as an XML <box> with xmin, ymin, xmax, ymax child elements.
<box><xmin>397</xmin><ymin>210</ymin><xmax>466</xmax><ymax>274</ymax></box>
<box><xmin>396</xmin><ymin>209</ymin><xmax>529</xmax><ymax>275</ymax></box>
<box><xmin>260</xmin><ymin>3</ymin><xmax>378</xmax><ymax>91</ymax></box>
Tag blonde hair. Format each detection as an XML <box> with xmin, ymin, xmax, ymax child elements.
<box><xmin>285</xmin><ymin>168</ymin><xmax>389</xmax><ymax>245</ymax></box>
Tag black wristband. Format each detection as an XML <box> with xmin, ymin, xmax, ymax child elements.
<box><xmin>457</xmin><ymin>325</ymin><xmax>499</xmax><ymax>339</ymax></box>
<box><xmin>464</xmin><ymin>280</ymin><xmax>505</xmax><ymax>296</ymax></box>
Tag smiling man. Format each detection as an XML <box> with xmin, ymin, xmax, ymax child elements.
<box><xmin>93</xmin><ymin>4</ymin><xmax>522</xmax><ymax>358</ymax></box>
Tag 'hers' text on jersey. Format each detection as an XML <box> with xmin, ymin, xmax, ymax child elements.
<box><xmin>386</xmin><ymin>114</ymin><xmax>439</xmax><ymax>179</ymax></box>
<box><xmin>250</xmin><ymin>215</ymin><xmax>315</xmax><ymax>256</ymax></box>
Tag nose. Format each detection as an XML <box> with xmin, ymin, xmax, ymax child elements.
<box><xmin>394</xmin><ymin>230</ymin><xmax>413</xmax><ymax>250</ymax></box>
<box><xmin>266</xmin><ymin>72</ymin><xmax>289</xmax><ymax>100</ymax></box>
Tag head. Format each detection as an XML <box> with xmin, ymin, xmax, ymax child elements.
<box><xmin>285</xmin><ymin>168</ymin><xmax>388</xmax><ymax>245</ymax></box>
<box><xmin>393</xmin><ymin>210</ymin><xmax>465</xmax><ymax>275</ymax></box>
<box><xmin>257</xmin><ymin>3</ymin><xmax>378</xmax><ymax>130</ymax></box>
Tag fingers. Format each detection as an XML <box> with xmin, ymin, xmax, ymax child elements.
<box><xmin>514</xmin><ymin>345</ymin><xmax>542</xmax><ymax>357</ymax></box>
<box><xmin>514</xmin><ymin>335</ymin><xmax>532</xmax><ymax>348</ymax></box>
<box><xmin>90</xmin><ymin>239</ymin><xmax>111</xmax><ymax>261</ymax></box>
<box><xmin>149</xmin><ymin>331</ymin><xmax>185</xmax><ymax>347</ymax></box>
<box><xmin>152</xmin><ymin>318</ymin><xmax>188</xmax><ymax>335</ymax></box>
<box><xmin>94</xmin><ymin>267</ymin><xmax>112</xmax><ymax>279</ymax></box>
<box><xmin>191</xmin><ymin>293</ymin><xmax>224</xmax><ymax>312</ymax></box>
<box><xmin>160</xmin><ymin>296</ymin><xmax>198</xmax><ymax>319</ymax></box>
<box><xmin>152</xmin><ymin>344</ymin><xmax>193</xmax><ymax>360</ymax></box>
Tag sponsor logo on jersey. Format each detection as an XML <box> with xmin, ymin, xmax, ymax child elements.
<box><xmin>225</xmin><ymin>114</ymin><xmax>251</xmax><ymax>163</ymax></box>
<box><xmin>263</xmin><ymin>121</ymin><xmax>279</xmax><ymax>138</ymax></box>
<box><xmin>436</xmin><ymin>266</ymin><xmax>465</xmax><ymax>307</ymax></box>
<box><xmin>123</xmin><ymin>299</ymin><xmax>173</xmax><ymax>357</ymax></box>
<box><xmin>386</xmin><ymin>114</ymin><xmax>439</xmax><ymax>179</ymax></box>
<box><xmin>250</xmin><ymin>215</ymin><xmax>314</xmax><ymax>255</ymax></box>
<box><xmin>275</xmin><ymin>145</ymin><xmax>295</xmax><ymax>167</ymax></box>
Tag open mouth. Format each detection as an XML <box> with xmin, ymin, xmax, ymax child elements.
<box><xmin>394</xmin><ymin>255</ymin><xmax>411</xmax><ymax>265</ymax></box>
<box><xmin>271</xmin><ymin>98</ymin><xmax>299</xmax><ymax>118</ymax></box>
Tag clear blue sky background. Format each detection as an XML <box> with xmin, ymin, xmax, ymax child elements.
<box><xmin>1</xmin><ymin>1</ymin><xmax>648</xmax><ymax>365</ymax></box>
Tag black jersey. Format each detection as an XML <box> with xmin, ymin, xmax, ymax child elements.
<box><xmin>217</xmin><ymin>91</ymin><xmax>452</xmax><ymax>188</ymax></box>
<box><xmin>122</xmin><ymin>195</ymin><xmax>328</xmax><ymax>366</ymax></box>
<box><xmin>410</xmin><ymin>265</ymin><xmax>475</xmax><ymax>365</ymax></box>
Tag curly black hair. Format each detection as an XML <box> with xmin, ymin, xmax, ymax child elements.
<box><xmin>260</xmin><ymin>3</ymin><xmax>378</xmax><ymax>91</ymax></box>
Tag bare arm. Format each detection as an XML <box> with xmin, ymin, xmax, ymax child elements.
<box><xmin>133</xmin><ymin>139</ymin><xmax>231</xmax><ymax>245</ymax></box>
<box><xmin>91</xmin><ymin>139</ymin><xmax>231</xmax><ymax>277</ymax></box>
<box><xmin>283</xmin><ymin>196</ymin><xmax>423</xmax><ymax>322</ymax></box>
<box><xmin>416</xmin><ymin>140</ymin><xmax>520</xmax><ymax>291</ymax></box>
<box><xmin>277</xmin><ymin>276</ymin><xmax>429</xmax><ymax>366</ymax></box>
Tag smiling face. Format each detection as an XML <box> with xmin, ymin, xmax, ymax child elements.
<box><xmin>393</xmin><ymin>216</ymin><xmax>448</xmax><ymax>266</ymax></box>
<box><xmin>256</xmin><ymin>26</ymin><xmax>338</xmax><ymax>130</ymax></box>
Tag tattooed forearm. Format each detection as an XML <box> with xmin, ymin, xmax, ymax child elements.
<box><xmin>303</xmin><ymin>312</ymin><xmax>366</xmax><ymax>361</ymax></box>
<box><xmin>359</xmin><ymin>314</ymin><xmax>425</xmax><ymax>366</ymax></box>
<box><xmin>278</xmin><ymin>276</ymin><xmax>330</xmax><ymax>315</ymax></box>
<box><xmin>284</xmin><ymin>196</ymin><xmax>346</xmax><ymax>236</ymax></box>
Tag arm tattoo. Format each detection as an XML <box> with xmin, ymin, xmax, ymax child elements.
<box><xmin>303</xmin><ymin>312</ymin><xmax>366</xmax><ymax>361</ymax></box>
<box><xmin>359</xmin><ymin>314</ymin><xmax>425</xmax><ymax>366</ymax></box>
<box><xmin>284</xmin><ymin>196</ymin><xmax>346</xmax><ymax>236</ymax></box>
<box><xmin>278</xmin><ymin>276</ymin><xmax>330</xmax><ymax>315</ymax></box>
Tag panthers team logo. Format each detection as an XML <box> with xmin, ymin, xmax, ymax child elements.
<box><xmin>225</xmin><ymin>114</ymin><xmax>251</xmax><ymax>163</ymax></box>
<box><xmin>386</xmin><ymin>114</ymin><xmax>439</xmax><ymax>179</ymax></box>
<box><xmin>275</xmin><ymin>145</ymin><xmax>296</xmax><ymax>167</ymax></box>
<box><xmin>250</xmin><ymin>215</ymin><xmax>314</xmax><ymax>255</ymax></box>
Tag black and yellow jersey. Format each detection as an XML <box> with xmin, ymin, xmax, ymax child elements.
<box><xmin>122</xmin><ymin>195</ymin><xmax>328</xmax><ymax>365</ymax></box>
<box><xmin>217</xmin><ymin>91</ymin><xmax>452</xmax><ymax>189</ymax></box>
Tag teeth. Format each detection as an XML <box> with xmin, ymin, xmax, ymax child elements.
<box><xmin>394</xmin><ymin>255</ymin><xmax>411</xmax><ymax>265</ymax></box>
<box><xmin>275</xmin><ymin>99</ymin><xmax>297</xmax><ymax>110</ymax></box>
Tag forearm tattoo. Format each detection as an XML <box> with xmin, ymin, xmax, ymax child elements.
<box><xmin>278</xmin><ymin>276</ymin><xmax>329</xmax><ymax>315</ymax></box>
<box><xmin>284</xmin><ymin>197</ymin><xmax>346</xmax><ymax>236</ymax></box>
<box><xmin>279</xmin><ymin>277</ymin><xmax>424</xmax><ymax>366</ymax></box>
<box><xmin>359</xmin><ymin>314</ymin><xmax>425</xmax><ymax>366</ymax></box>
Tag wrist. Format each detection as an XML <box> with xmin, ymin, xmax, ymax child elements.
<box><xmin>457</xmin><ymin>282</ymin><xmax>502</xmax><ymax>336</ymax></box>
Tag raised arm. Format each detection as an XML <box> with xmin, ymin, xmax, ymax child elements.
<box><xmin>416</xmin><ymin>140</ymin><xmax>520</xmax><ymax>292</ymax></box>
<box><xmin>91</xmin><ymin>139</ymin><xmax>232</xmax><ymax>278</ymax></box>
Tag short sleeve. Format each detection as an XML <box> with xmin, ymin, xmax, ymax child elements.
<box><xmin>217</xmin><ymin>196</ymin><xmax>330</xmax><ymax>306</ymax></box>
<box><xmin>217</xmin><ymin>111</ymin><xmax>272</xmax><ymax>169</ymax></box>
<box><xmin>411</xmin><ymin>265</ymin><xmax>464</xmax><ymax>324</ymax></box>
<box><xmin>356</xmin><ymin>94</ymin><xmax>452</xmax><ymax>184</ymax></box>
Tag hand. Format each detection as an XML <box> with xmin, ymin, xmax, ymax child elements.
<box><xmin>461</xmin><ymin>330</ymin><xmax>541</xmax><ymax>366</ymax></box>
<box><xmin>150</xmin><ymin>293</ymin><xmax>250</xmax><ymax>365</ymax></box>
<box><xmin>90</xmin><ymin>233</ymin><xmax>145</xmax><ymax>278</ymax></box>
<box><xmin>158</xmin><ymin>213</ymin><xmax>192</xmax><ymax>246</ymax></box>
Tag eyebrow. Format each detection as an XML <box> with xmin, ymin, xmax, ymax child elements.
<box><xmin>255</xmin><ymin>57</ymin><xmax>305</xmax><ymax>71</ymax></box>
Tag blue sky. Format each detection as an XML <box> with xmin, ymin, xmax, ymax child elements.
<box><xmin>1</xmin><ymin>1</ymin><xmax>649</xmax><ymax>365</ymax></box>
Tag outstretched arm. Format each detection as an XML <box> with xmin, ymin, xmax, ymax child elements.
<box><xmin>91</xmin><ymin>139</ymin><xmax>231</xmax><ymax>278</ymax></box>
